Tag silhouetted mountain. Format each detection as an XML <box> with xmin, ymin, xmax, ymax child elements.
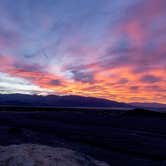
<box><xmin>0</xmin><ymin>94</ymin><xmax>131</xmax><ymax>108</ymax></box>
<box><xmin>130</xmin><ymin>102</ymin><xmax>166</xmax><ymax>109</ymax></box>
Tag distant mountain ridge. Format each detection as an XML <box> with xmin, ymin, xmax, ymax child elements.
<box><xmin>0</xmin><ymin>94</ymin><xmax>131</xmax><ymax>108</ymax></box>
<box><xmin>131</xmin><ymin>102</ymin><xmax>166</xmax><ymax>109</ymax></box>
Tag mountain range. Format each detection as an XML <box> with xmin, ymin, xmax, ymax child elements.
<box><xmin>0</xmin><ymin>94</ymin><xmax>131</xmax><ymax>108</ymax></box>
<box><xmin>130</xmin><ymin>102</ymin><xmax>166</xmax><ymax>109</ymax></box>
<box><xmin>0</xmin><ymin>94</ymin><xmax>165</xmax><ymax>110</ymax></box>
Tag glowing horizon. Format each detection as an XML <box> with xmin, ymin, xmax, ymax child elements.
<box><xmin>0</xmin><ymin>0</ymin><xmax>166</xmax><ymax>104</ymax></box>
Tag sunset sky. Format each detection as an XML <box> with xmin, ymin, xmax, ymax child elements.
<box><xmin>0</xmin><ymin>0</ymin><xmax>166</xmax><ymax>103</ymax></box>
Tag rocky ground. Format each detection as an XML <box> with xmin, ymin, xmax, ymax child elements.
<box><xmin>0</xmin><ymin>108</ymin><xmax>166</xmax><ymax>165</ymax></box>
<box><xmin>0</xmin><ymin>144</ymin><xmax>108</xmax><ymax>166</ymax></box>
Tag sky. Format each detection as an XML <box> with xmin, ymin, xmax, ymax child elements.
<box><xmin>0</xmin><ymin>0</ymin><xmax>166</xmax><ymax>103</ymax></box>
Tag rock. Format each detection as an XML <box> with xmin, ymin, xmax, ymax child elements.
<box><xmin>0</xmin><ymin>144</ymin><xmax>110</xmax><ymax>166</ymax></box>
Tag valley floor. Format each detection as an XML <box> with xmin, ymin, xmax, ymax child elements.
<box><xmin>0</xmin><ymin>107</ymin><xmax>166</xmax><ymax>166</ymax></box>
